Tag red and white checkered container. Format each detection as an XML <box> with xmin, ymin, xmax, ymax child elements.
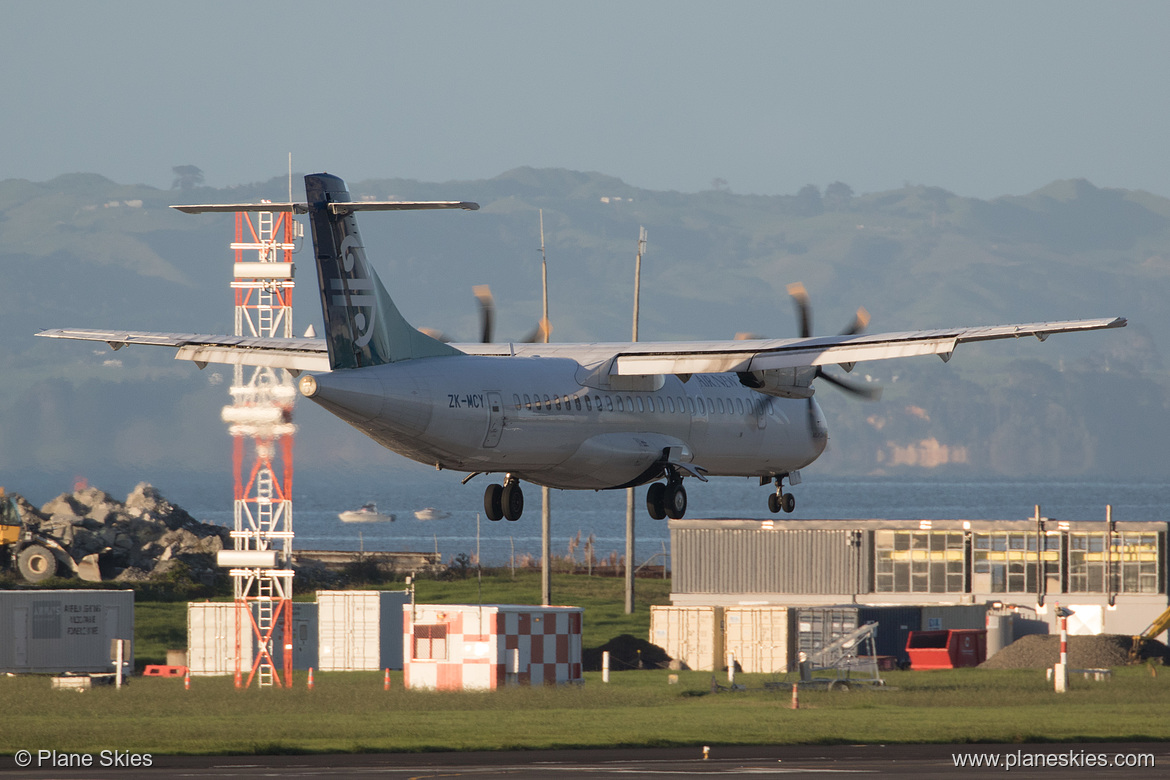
<box><xmin>403</xmin><ymin>604</ymin><xmax>583</xmax><ymax>690</ymax></box>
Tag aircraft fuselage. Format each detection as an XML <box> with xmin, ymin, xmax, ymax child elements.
<box><xmin>300</xmin><ymin>355</ymin><xmax>827</xmax><ymax>491</ymax></box>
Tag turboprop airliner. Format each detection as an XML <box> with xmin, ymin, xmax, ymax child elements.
<box><xmin>39</xmin><ymin>173</ymin><xmax>1126</xmax><ymax>522</ymax></box>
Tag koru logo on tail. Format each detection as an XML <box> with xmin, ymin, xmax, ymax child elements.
<box><xmin>332</xmin><ymin>234</ymin><xmax>377</xmax><ymax>347</ymax></box>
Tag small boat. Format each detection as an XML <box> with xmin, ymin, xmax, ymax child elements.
<box><xmin>338</xmin><ymin>502</ymin><xmax>395</xmax><ymax>523</ymax></box>
<box><xmin>413</xmin><ymin>507</ymin><xmax>450</xmax><ymax>521</ymax></box>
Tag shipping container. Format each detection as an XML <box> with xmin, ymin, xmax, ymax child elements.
<box><xmin>404</xmin><ymin>604</ymin><xmax>583</xmax><ymax>690</ymax></box>
<box><xmin>795</xmin><ymin>607</ymin><xmax>858</xmax><ymax>661</ymax></box>
<box><xmin>723</xmin><ymin>607</ymin><xmax>790</xmax><ymax>673</ymax></box>
<box><xmin>187</xmin><ymin>601</ymin><xmax>317</xmax><ymax>676</ymax></box>
<box><xmin>0</xmin><ymin>590</ymin><xmax>133</xmax><ymax>674</ymax></box>
<box><xmin>649</xmin><ymin>605</ymin><xmax>723</xmax><ymax>671</ymax></box>
<box><xmin>317</xmin><ymin>590</ymin><xmax>409</xmax><ymax>671</ymax></box>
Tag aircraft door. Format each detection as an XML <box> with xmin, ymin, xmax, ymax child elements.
<box><xmin>483</xmin><ymin>392</ymin><xmax>504</xmax><ymax>448</ymax></box>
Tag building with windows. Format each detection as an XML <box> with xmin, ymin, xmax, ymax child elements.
<box><xmin>668</xmin><ymin>517</ymin><xmax>1167</xmax><ymax>639</ymax></box>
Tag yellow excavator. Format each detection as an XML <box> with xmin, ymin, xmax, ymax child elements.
<box><xmin>0</xmin><ymin>487</ymin><xmax>73</xmax><ymax>583</ymax></box>
<box><xmin>1130</xmin><ymin>607</ymin><xmax>1170</xmax><ymax>663</ymax></box>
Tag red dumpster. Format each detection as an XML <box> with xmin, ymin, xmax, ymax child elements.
<box><xmin>905</xmin><ymin>629</ymin><xmax>987</xmax><ymax>669</ymax></box>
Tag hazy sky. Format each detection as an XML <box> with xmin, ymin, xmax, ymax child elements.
<box><xmin>3</xmin><ymin>1</ymin><xmax>1168</xmax><ymax>199</ymax></box>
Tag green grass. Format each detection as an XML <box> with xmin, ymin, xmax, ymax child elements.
<box><xmin>3</xmin><ymin>667</ymin><xmax>1169</xmax><ymax>755</ymax></box>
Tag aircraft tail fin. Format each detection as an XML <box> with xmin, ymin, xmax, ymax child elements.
<box><xmin>303</xmin><ymin>173</ymin><xmax>474</xmax><ymax>370</ymax></box>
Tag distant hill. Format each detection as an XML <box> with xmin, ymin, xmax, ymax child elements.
<box><xmin>1</xmin><ymin>169</ymin><xmax>1166</xmax><ymax>482</ymax></box>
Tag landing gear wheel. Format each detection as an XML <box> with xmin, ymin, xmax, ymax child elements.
<box><xmin>484</xmin><ymin>484</ymin><xmax>503</xmax><ymax>522</ymax></box>
<box><xmin>768</xmin><ymin>493</ymin><xmax>782</xmax><ymax>514</ymax></box>
<box><xmin>17</xmin><ymin>544</ymin><xmax>57</xmax><ymax>583</ymax></box>
<box><xmin>782</xmin><ymin>492</ymin><xmax>796</xmax><ymax>513</ymax></box>
<box><xmin>502</xmin><ymin>482</ymin><xmax>524</xmax><ymax>521</ymax></box>
<box><xmin>664</xmin><ymin>482</ymin><xmax>688</xmax><ymax>520</ymax></box>
<box><xmin>646</xmin><ymin>483</ymin><xmax>666</xmax><ymax>520</ymax></box>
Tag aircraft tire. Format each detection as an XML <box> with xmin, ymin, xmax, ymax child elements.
<box><xmin>767</xmin><ymin>493</ymin><xmax>782</xmax><ymax>513</ymax></box>
<box><xmin>664</xmin><ymin>483</ymin><xmax>687</xmax><ymax>520</ymax></box>
<box><xmin>646</xmin><ymin>483</ymin><xmax>666</xmax><ymax>520</ymax></box>
<box><xmin>502</xmin><ymin>482</ymin><xmax>524</xmax><ymax>522</ymax></box>
<box><xmin>782</xmin><ymin>492</ymin><xmax>796</xmax><ymax>513</ymax></box>
<box><xmin>17</xmin><ymin>544</ymin><xmax>57</xmax><ymax>583</ymax></box>
<box><xmin>484</xmin><ymin>484</ymin><xmax>504</xmax><ymax>521</ymax></box>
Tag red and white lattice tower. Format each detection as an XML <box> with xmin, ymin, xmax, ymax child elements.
<box><xmin>221</xmin><ymin>205</ymin><xmax>301</xmax><ymax>688</ymax></box>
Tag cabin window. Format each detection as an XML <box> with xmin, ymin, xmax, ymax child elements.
<box><xmin>584</xmin><ymin>396</ymin><xmax>592</xmax><ymax>411</ymax></box>
<box><xmin>717</xmin><ymin>398</ymin><xmax>726</xmax><ymax>415</ymax></box>
<box><xmin>636</xmin><ymin>397</ymin><xmax>645</xmax><ymax>413</ymax></box>
<box><xmin>696</xmin><ymin>397</ymin><xmax>705</xmax><ymax>414</ymax></box>
<box><xmin>574</xmin><ymin>396</ymin><xmax>582</xmax><ymax>411</ymax></box>
<box><xmin>605</xmin><ymin>396</ymin><xmax>613</xmax><ymax>411</ymax></box>
<box><xmin>735</xmin><ymin>398</ymin><xmax>745</xmax><ymax>415</ymax></box>
<box><xmin>554</xmin><ymin>396</ymin><xmax>562</xmax><ymax>410</ymax></box>
<box><xmin>543</xmin><ymin>394</ymin><xmax>552</xmax><ymax>410</ymax></box>
<box><xmin>532</xmin><ymin>394</ymin><xmax>540</xmax><ymax>410</ymax></box>
<box><xmin>667</xmin><ymin>397</ymin><xmax>675</xmax><ymax>413</ymax></box>
<box><xmin>523</xmin><ymin>394</ymin><xmax>532</xmax><ymax>410</ymax></box>
<box><xmin>625</xmin><ymin>396</ymin><xmax>633</xmax><ymax>411</ymax></box>
<box><xmin>687</xmin><ymin>397</ymin><xmax>696</xmax><ymax>415</ymax></box>
<box><xmin>616</xmin><ymin>396</ymin><xmax>625</xmax><ymax>412</ymax></box>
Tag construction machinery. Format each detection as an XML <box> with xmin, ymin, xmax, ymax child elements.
<box><xmin>0</xmin><ymin>488</ymin><xmax>73</xmax><ymax>583</ymax></box>
<box><xmin>1130</xmin><ymin>606</ymin><xmax>1170</xmax><ymax>663</ymax></box>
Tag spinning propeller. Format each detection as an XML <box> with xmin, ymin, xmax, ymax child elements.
<box><xmin>786</xmin><ymin>282</ymin><xmax>882</xmax><ymax>402</ymax></box>
<box><xmin>422</xmin><ymin>285</ymin><xmax>549</xmax><ymax>344</ymax></box>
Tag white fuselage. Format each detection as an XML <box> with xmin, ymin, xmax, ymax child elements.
<box><xmin>301</xmin><ymin>354</ymin><xmax>827</xmax><ymax>490</ymax></box>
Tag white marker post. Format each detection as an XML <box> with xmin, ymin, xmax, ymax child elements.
<box><xmin>1054</xmin><ymin>605</ymin><xmax>1073</xmax><ymax>693</ymax></box>
<box><xmin>602</xmin><ymin>650</ymin><xmax>610</xmax><ymax>683</ymax></box>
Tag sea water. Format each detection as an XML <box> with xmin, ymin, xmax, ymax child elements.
<box><xmin>142</xmin><ymin>469</ymin><xmax>1167</xmax><ymax>568</ymax></box>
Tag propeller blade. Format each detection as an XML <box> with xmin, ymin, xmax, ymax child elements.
<box><xmin>521</xmin><ymin>317</ymin><xmax>552</xmax><ymax>344</ymax></box>
<box><xmin>839</xmin><ymin>306</ymin><xmax>870</xmax><ymax>336</ymax></box>
<box><xmin>787</xmin><ymin>282</ymin><xmax>812</xmax><ymax>338</ymax></box>
<box><xmin>418</xmin><ymin>326</ymin><xmax>450</xmax><ymax>343</ymax></box>
<box><xmin>816</xmin><ymin>368</ymin><xmax>883</xmax><ymax>401</ymax></box>
<box><xmin>473</xmin><ymin>285</ymin><xmax>495</xmax><ymax>343</ymax></box>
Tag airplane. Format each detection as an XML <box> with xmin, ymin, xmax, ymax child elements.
<box><xmin>39</xmin><ymin>173</ymin><xmax>1127</xmax><ymax>522</ymax></box>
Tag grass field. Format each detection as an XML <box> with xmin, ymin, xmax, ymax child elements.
<box><xmin>3</xmin><ymin>667</ymin><xmax>1169</xmax><ymax>755</ymax></box>
<box><xmin>7</xmin><ymin>571</ymin><xmax>1169</xmax><ymax>756</ymax></box>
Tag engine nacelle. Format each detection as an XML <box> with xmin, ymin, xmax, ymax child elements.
<box><xmin>736</xmin><ymin>366</ymin><xmax>818</xmax><ymax>398</ymax></box>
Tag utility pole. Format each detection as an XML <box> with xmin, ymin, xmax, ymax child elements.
<box><xmin>625</xmin><ymin>226</ymin><xmax>647</xmax><ymax>614</ymax></box>
<box><xmin>540</xmin><ymin>209</ymin><xmax>552</xmax><ymax>607</ymax></box>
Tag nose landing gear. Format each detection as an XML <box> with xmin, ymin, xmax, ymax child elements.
<box><xmin>766</xmin><ymin>473</ymin><xmax>798</xmax><ymax>514</ymax></box>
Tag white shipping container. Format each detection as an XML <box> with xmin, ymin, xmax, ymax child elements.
<box><xmin>650</xmin><ymin>606</ymin><xmax>723</xmax><ymax>671</ymax></box>
<box><xmin>187</xmin><ymin>602</ymin><xmax>253</xmax><ymax>676</ymax></box>
<box><xmin>1</xmin><ymin>590</ymin><xmax>133</xmax><ymax>674</ymax></box>
<box><xmin>317</xmin><ymin>590</ymin><xmax>409</xmax><ymax>671</ymax></box>
<box><xmin>187</xmin><ymin>602</ymin><xmax>318</xmax><ymax>676</ymax></box>
<box><xmin>724</xmin><ymin>607</ymin><xmax>790</xmax><ymax>673</ymax></box>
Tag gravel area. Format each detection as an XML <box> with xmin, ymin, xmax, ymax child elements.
<box><xmin>979</xmin><ymin>633</ymin><xmax>1167</xmax><ymax>669</ymax></box>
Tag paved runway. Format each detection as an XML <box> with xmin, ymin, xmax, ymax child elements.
<box><xmin>3</xmin><ymin>743</ymin><xmax>1165</xmax><ymax>778</ymax></box>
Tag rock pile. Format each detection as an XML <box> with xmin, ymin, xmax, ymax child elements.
<box><xmin>979</xmin><ymin>633</ymin><xmax>1168</xmax><ymax>669</ymax></box>
<box><xmin>12</xmin><ymin>483</ymin><xmax>229</xmax><ymax>585</ymax></box>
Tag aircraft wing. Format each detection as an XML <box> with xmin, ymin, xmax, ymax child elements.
<box><xmin>458</xmin><ymin>316</ymin><xmax>1126</xmax><ymax>375</ymax></box>
<box><xmin>606</xmin><ymin>317</ymin><xmax>1127</xmax><ymax>375</ymax></box>
<box><xmin>36</xmin><ymin>328</ymin><xmax>330</xmax><ymax>372</ymax></box>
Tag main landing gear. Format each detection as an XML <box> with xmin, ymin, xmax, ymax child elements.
<box><xmin>646</xmin><ymin>477</ymin><xmax>688</xmax><ymax>521</ymax></box>
<box><xmin>767</xmin><ymin>474</ymin><xmax>797</xmax><ymax>514</ymax></box>
<box><xmin>484</xmin><ymin>476</ymin><xmax>524</xmax><ymax>522</ymax></box>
